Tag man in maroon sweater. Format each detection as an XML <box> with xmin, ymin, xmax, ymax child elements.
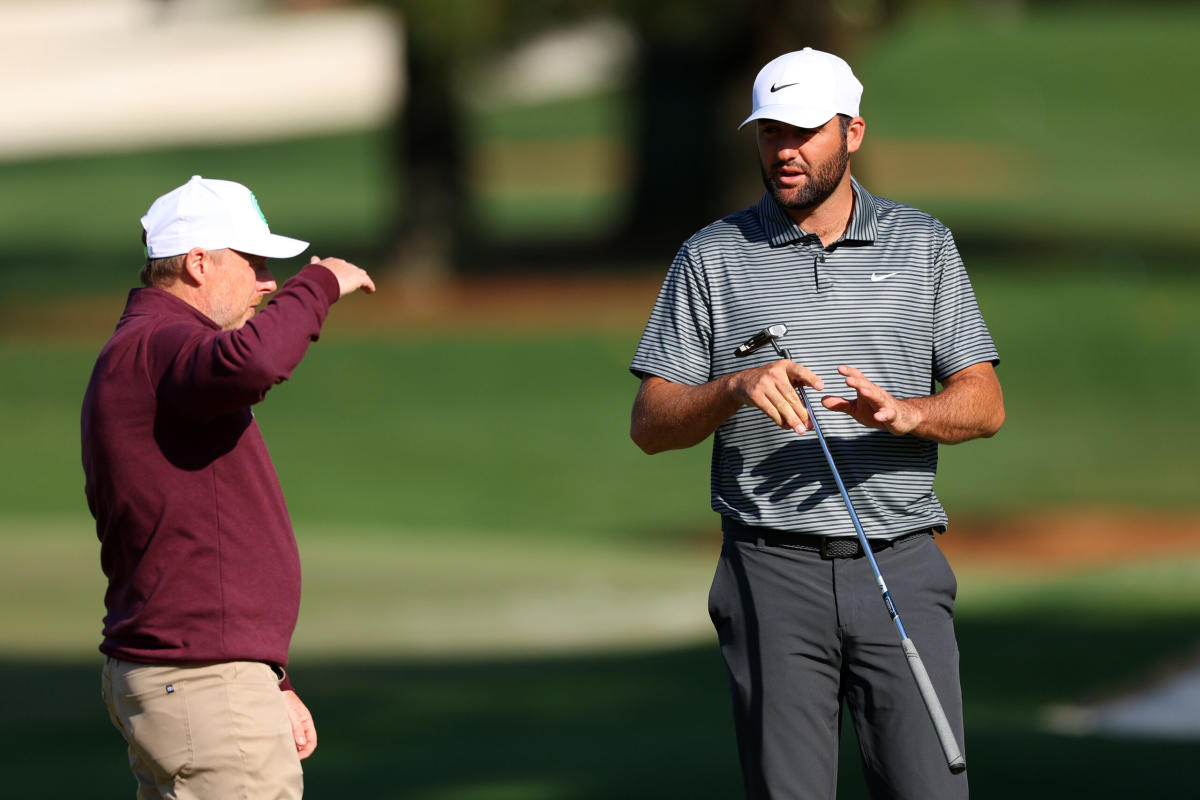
<box><xmin>82</xmin><ymin>175</ymin><xmax>375</xmax><ymax>799</ymax></box>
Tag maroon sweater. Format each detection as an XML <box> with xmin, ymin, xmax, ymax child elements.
<box><xmin>81</xmin><ymin>264</ymin><xmax>340</xmax><ymax>686</ymax></box>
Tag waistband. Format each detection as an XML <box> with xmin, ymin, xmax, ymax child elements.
<box><xmin>721</xmin><ymin>517</ymin><xmax>934</xmax><ymax>560</ymax></box>
<box><xmin>104</xmin><ymin>655</ymin><xmax>285</xmax><ymax>682</ymax></box>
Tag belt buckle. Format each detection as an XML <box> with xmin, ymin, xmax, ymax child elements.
<box><xmin>819</xmin><ymin>537</ymin><xmax>860</xmax><ymax>559</ymax></box>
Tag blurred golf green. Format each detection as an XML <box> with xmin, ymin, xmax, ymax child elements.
<box><xmin>2</xmin><ymin>3</ymin><xmax>1197</xmax><ymax>798</ymax></box>
<box><xmin>859</xmin><ymin>3</ymin><xmax>1200</xmax><ymax>243</ymax></box>
<box><xmin>4</xmin><ymin>261</ymin><xmax>1196</xmax><ymax>531</ymax></box>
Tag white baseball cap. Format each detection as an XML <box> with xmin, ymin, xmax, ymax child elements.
<box><xmin>140</xmin><ymin>175</ymin><xmax>308</xmax><ymax>259</ymax></box>
<box><xmin>739</xmin><ymin>48</ymin><xmax>863</xmax><ymax>130</ymax></box>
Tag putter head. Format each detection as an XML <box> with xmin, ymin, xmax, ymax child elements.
<box><xmin>734</xmin><ymin>323</ymin><xmax>788</xmax><ymax>357</ymax></box>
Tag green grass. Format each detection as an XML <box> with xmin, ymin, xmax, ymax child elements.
<box><xmin>0</xmin><ymin>330</ymin><xmax>715</xmax><ymax>542</ymax></box>
<box><xmin>261</xmin><ymin>331</ymin><xmax>711</xmax><ymax>539</ymax></box>
<box><xmin>2</xmin><ymin>6</ymin><xmax>1198</xmax><ymax>795</ymax></box>
<box><xmin>4</xmin><ymin>521</ymin><xmax>1197</xmax><ymax>799</ymax></box>
<box><xmin>936</xmin><ymin>254</ymin><xmax>1200</xmax><ymax>512</ymax></box>
<box><xmin>9</xmin><ymin>643</ymin><xmax>1199</xmax><ymax>799</ymax></box>
<box><xmin>4</xmin><ymin>263</ymin><xmax>1196</xmax><ymax>798</ymax></box>
<box><xmin>0</xmin><ymin>129</ymin><xmax>394</xmax><ymax>296</ymax></box>
<box><xmin>859</xmin><ymin>4</ymin><xmax>1200</xmax><ymax>242</ymax></box>
<box><xmin>6</xmin><ymin>260</ymin><xmax>1196</xmax><ymax>537</ymax></box>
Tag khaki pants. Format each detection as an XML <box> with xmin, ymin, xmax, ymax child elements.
<box><xmin>101</xmin><ymin>658</ymin><xmax>303</xmax><ymax>800</ymax></box>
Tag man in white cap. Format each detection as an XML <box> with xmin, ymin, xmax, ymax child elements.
<box><xmin>82</xmin><ymin>175</ymin><xmax>376</xmax><ymax>799</ymax></box>
<box><xmin>629</xmin><ymin>49</ymin><xmax>1004</xmax><ymax>798</ymax></box>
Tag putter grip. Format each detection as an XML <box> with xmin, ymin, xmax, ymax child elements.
<box><xmin>901</xmin><ymin>637</ymin><xmax>967</xmax><ymax>774</ymax></box>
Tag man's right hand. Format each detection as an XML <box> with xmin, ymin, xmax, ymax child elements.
<box><xmin>726</xmin><ymin>359</ymin><xmax>824</xmax><ymax>435</ymax></box>
<box><xmin>631</xmin><ymin>361</ymin><xmax>825</xmax><ymax>455</ymax></box>
<box><xmin>310</xmin><ymin>256</ymin><xmax>376</xmax><ymax>298</ymax></box>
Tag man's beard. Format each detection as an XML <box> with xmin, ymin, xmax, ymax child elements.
<box><xmin>760</xmin><ymin>138</ymin><xmax>849</xmax><ymax>211</ymax></box>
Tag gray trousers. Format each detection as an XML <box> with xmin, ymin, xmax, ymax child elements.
<box><xmin>708</xmin><ymin>531</ymin><xmax>968</xmax><ymax>800</ymax></box>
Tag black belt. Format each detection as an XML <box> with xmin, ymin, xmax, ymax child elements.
<box><xmin>722</xmin><ymin>518</ymin><xmax>934</xmax><ymax>560</ymax></box>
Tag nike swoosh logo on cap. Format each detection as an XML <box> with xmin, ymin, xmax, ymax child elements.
<box><xmin>770</xmin><ymin>82</ymin><xmax>799</xmax><ymax>92</ymax></box>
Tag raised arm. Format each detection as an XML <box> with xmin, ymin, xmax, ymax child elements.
<box><xmin>630</xmin><ymin>360</ymin><xmax>826</xmax><ymax>454</ymax></box>
<box><xmin>156</xmin><ymin>260</ymin><xmax>374</xmax><ymax>421</ymax></box>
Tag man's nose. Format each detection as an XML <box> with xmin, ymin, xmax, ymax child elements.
<box><xmin>776</xmin><ymin>137</ymin><xmax>804</xmax><ymax>159</ymax></box>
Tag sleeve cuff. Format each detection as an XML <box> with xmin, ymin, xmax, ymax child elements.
<box><xmin>299</xmin><ymin>263</ymin><xmax>341</xmax><ymax>305</ymax></box>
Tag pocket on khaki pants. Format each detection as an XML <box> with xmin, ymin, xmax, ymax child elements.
<box><xmin>108</xmin><ymin>669</ymin><xmax>193</xmax><ymax>778</ymax></box>
<box><xmin>224</xmin><ymin>662</ymin><xmax>297</xmax><ymax>768</ymax></box>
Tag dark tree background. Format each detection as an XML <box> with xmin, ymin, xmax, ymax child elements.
<box><xmin>369</xmin><ymin>0</ymin><xmax>908</xmax><ymax>276</ymax></box>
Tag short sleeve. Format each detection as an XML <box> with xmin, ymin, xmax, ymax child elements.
<box><xmin>931</xmin><ymin>228</ymin><xmax>999</xmax><ymax>381</ymax></box>
<box><xmin>630</xmin><ymin>244</ymin><xmax>714</xmax><ymax>386</ymax></box>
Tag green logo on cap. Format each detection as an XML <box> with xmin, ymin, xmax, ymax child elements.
<box><xmin>250</xmin><ymin>192</ymin><xmax>269</xmax><ymax>226</ymax></box>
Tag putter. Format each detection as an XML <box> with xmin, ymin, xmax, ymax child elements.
<box><xmin>734</xmin><ymin>323</ymin><xmax>967</xmax><ymax>775</ymax></box>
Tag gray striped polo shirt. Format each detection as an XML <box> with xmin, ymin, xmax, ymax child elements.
<box><xmin>631</xmin><ymin>177</ymin><xmax>999</xmax><ymax>538</ymax></box>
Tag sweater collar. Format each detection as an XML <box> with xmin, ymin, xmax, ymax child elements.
<box><xmin>121</xmin><ymin>287</ymin><xmax>220</xmax><ymax>330</ymax></box>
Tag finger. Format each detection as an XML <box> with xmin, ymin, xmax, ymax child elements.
<box><xmin>839</xmin><ymin>367</ymin><xmax>869</xmax><ymax>389</ymax></box>
<box><xmin>769</xmin><ymin>385</ymin><xmax>809</xmax><ymax>434</ymax></box>
<box><xmin>839</xmin><ymin>365</ymin><xmax>887</xmax><ymax>397</ymax></box>
<box><xmin>789</xmin><ymin>390</ymin><xmax>812</xmax><ymax>432</ymax></box>
<box><xmin>310</xmin><ymin>255</ymin><xmax>320</xmax><ymax>264</ymax></box>
<box><xmin>745</xmin><ymin>384</ymin><xmax>788</xmax><ymax>430</ymax></box>
<box><xmin>290</xmin><ymin>712</ymin><xmax>307</xmax><ymax>748</ymax></box>
<box><xmin>740</xmin><ymin>365</ymin><xmax>807</xmax><ymax>433</ymax></box>
<box><xmin>282</xmin><ymin>691</ymin><xmax>310</xmax><ymax>750</ymax></box>
<box><xmin>360</xmin><ymin>272</ymin><xmax>377</xmax><ymax>294</ymax></box>
<box><xmin>822</xmin><ymin>395</ymin><xmax>855</xmax><ymax>415</ymax></box>
<box><xmin>839</xmin><ymin>365</ymin><xmax>889</xmax><ymax>403</ymax></box>
<box><xmin>837</xmin><ymin>364</ymin><xmax>863</xmax><ymax>378</ymax></box>
<box><xmin>753</xmin><ymin>395</ymin><xmax>786</xmax><ymax>429</ymax></box>
<box><xmin>292</xmin><ymin>715</ymin><xmax>310</xmax><ymax>754</ymax></box>
<box><xmin>858</xmin><ymin>381</ymin><xmax>894</xmax><ymax>413</ymax></box>
<box><xmin>298</xmin><ymin>718</ymin><xmax>317</xmax><ymax>759</ymax></box>
<box><xmin>786</xmin><ymin>362</ymin><xmax>825</xmax><ymax>391</ymax></box>
<box><xmin>761</xmin><ymin>363</ymin><xmax>811</xmax><ymax>428</ymax></box>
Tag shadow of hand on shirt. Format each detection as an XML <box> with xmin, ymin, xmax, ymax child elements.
<box><xmin>718</xmin><ymin>432</ymin><xmax>898</xmax><ymax>516</ymax></box>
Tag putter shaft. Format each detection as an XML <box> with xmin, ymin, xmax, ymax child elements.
<box><xmin>736</xmin><ymin>327</ymin><xmax>967</xmax><ymax>774</ymax></box>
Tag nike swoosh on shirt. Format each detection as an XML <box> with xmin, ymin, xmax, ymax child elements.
<box><xmin>870</xmin><ymin>272</ymin><xmax>900</xmax><ymax>282</ymax></box>
<box><xmin>770</xmin><ymin>82</ymin><xmax>799</xmax><ymax>92</ymax></box>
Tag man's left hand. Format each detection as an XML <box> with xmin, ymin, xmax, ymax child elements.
<box><xmin>282</xmin><ymin>689</ymin><xmax>318</xmax><ymax>759</ymax></box>
<box><xmin>821</xmin><ymin>365</ymin><xmax>920</xmax><ymax>435</ymax></box>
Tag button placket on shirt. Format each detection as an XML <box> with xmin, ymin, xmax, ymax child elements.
<box><xmin>814</xmin><ymin>249</ymin><xmax>833</xmax><ymax>294</ymax></box>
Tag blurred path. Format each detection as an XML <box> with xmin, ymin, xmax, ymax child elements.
<box><xmin>0</xmin><ymin>0</ymin><xmax>400</xmax><ymax>159</ymax></box>
<box><xmin>1049</xmin><ymin>654</ymin><xmax>1200</xmax><ymax>741</ymax></box>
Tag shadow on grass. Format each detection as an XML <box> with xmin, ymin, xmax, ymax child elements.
<box><xmin>5</xmin><ymin>613</ymin><xmax>1196</xmax><ymax>799</ymax></box>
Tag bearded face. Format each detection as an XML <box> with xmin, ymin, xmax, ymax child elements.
<box><xmin>756</xmin><ymin>117</ymin><xmax>851</xmax><ymax>212</ymax></box>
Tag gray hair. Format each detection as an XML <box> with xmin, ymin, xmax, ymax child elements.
<box><xmin>139</xmin><ymin>229</ymin><xmax>187</xmax><ymax>287</ymax></box>
<box><xmin>140</xmin><ymin>254</ymin><xmax>187</xmax><ymax>288</ymax></box>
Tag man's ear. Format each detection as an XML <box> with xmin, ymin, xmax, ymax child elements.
<box><xmin>846</xmin><ymin>116</ymin><xmax>865</xmax><ymax>155</ymax></box>
<box><xmin>182</xmin><ymin>248</ymin><xmax>209</xmax><ymax>287</ymax></box>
